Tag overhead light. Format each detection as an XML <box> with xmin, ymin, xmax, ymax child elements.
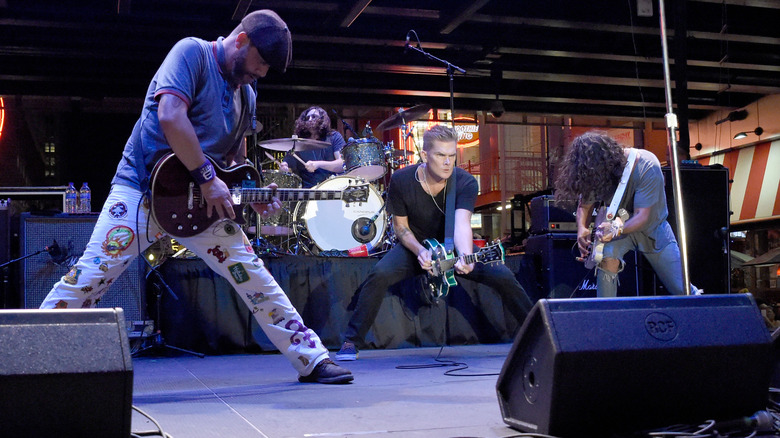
<box><xmin>489</xmin><ymin>99</ymin><xmax>505</xmax><ymax>118</ymax></box>
<box><xmin>715</xmin><ymin>109</ymin><xmax>748</xmax><ymax>125</ymax></box>
<box><xmin>733</xmin><ymin>126</ymin><xmax>763</xmax><ymax>140</ymax></box>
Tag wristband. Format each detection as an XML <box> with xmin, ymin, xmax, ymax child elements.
<box><xmin>190</xmin><ymin>160</ymin><xmax>215</xmax><ymax>185</ymax></box>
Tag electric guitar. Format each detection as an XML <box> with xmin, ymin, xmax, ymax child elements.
<box><xmin>421</xmin><ymin>238</ymin><xmax>506</xmax><ymax>301</ymax></box>
<box><xmin>150</xmin><ymin>153</ymin><xmax>369</xmax><ymax>238</ymax></box>
<box><xmin>583</xmin><ymin>206</ymin><xmax>628</xmax><ymax>270</ymax></box>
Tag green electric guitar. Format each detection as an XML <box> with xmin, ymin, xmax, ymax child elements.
<box><xmin>422</xmin><ymin>238</ymin><xmax>506</xmax><ymax>302</ymax></box>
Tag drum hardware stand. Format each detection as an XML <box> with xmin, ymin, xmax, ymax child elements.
<box><xmin>133</xmin><ymin>267</ymin><xmax>205</xmax><ymax>358</ymax></box>
<box><xmin>292</xmin><ymin>223</ymin><xmax>315</xmax><ymax>255</ymax></box>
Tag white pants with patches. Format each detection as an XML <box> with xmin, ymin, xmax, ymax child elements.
<box><xmin>40</xmin><ymin>184</ymin><xmax>329</xmax><ymax>375</ymax></box>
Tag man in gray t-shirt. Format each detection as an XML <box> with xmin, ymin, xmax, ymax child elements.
<box><xmin>555</xmin><ymin>132</ymin><xmax>696</xmax><ymax>297</ymax></box>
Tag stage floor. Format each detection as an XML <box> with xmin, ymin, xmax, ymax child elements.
<box><xmin>131</xmin><ymin>343</ymin><xmax>518</xmax><ymax>438</ymax></box>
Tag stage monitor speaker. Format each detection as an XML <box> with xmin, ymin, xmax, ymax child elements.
<box><xmin>496</xmin><ymin>294</ymin><xmax>772</xmax><ymax>437</ymax></box>
<box><xmin>19</xmin><ymin>213</ymin><xmax>145</xmax><ymax>321</ymax></box>
<box><xmin>0</xmin><ymin>308</ymin><xmax>133</xmax><ymax>437</ymax></box>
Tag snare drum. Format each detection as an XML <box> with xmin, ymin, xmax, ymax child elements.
<box><xmin>341</xmin><ymin>137</ymin><xmax>386</xmax><ymax>181</ymax></box>
<box><xmin>295</xmin><ymin>176</ymin><xmax>387</xmax><ymax>252</ymax></box>
<box><xmin>259</xmin><ymin>170</ymin><xmax>301</xmax><ymax>235</ymax></box>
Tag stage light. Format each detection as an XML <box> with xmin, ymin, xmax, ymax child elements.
<box><xmin>733</xmin><ymin>126</ymin><xmax>763</xmax><ymax>140</ymax></box>
<box><xmin>489</xmin><ymin>99</ymin><xmax>505</xmax><ymax>118</ymax></box>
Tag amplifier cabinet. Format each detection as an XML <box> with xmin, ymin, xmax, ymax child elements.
<box><xmin>19</xmin><ymin>213</ymin><xmax>145</xmax><ymax>321</ymax></box>
<box><xmin>529</xmin><ymin>195</ymin><xmax>576</xmax><ymax>234</ymax></box>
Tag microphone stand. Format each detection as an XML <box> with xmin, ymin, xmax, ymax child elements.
<box><xmin>331</xmin><ymin>109</ymin><xmax>360</xmax><ymax>140</ymax></box>
<box><xmin>133</xmin><ymin>267</ymin><xmax>205</xmax><ymax>358</ymax></box>
<box><xmin>406</xmin><ymin>42</ymin><xmax>466</xmax><ymax>126</ymax></box>
<box><xmin>658</xmin><ymin>0</ymin><xmax>691</xmax><ymax>295</ymax></box>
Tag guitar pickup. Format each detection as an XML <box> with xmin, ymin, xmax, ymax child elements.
<box><xmin>231</xmin><ymin>187</ymin><xmax>242</xmax><ymax>205</ymax></box>
<box><xmin>188</xmin><ymin>182</ymin><xmax>195</xmax><ymax>209</ymax></box>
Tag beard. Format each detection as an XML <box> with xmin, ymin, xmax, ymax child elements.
<box><xmin>228</xmin><ymin>51</ymin><xmax>254</xmax><ymax>87</ymax></box>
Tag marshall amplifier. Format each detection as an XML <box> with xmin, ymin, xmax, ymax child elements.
<box><xmin>524</xmin><ymin>233</ymin><xmax>639</xmax><ymax>300</ymax></box>
<box><xmin>528</xmin><ymin>196</ymin><xmax>576</xmax><ymax>235</ymax></box>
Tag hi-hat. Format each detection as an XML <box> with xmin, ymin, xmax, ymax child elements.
<box><xmin>259</xmin><ymin>136</ymin><xmax>330</xmax><ymax>151</ymax></box>
<box><xmin>376</xmin><ymin>104</ymin><xmax>432</xmax><ymax>131</ymax></box>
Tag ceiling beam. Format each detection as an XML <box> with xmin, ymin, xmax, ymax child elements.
<box><xmin>340</xmin><ymin>0</ymin><xmax>373</xmax><ymax>27</ymax></box>
<box><xmin>439</xmin><ymin>0</ymin><xmax>492</xmax><ymax>34</ymax></box>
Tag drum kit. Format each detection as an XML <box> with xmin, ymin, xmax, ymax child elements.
<box><xmin>246</xmin><ymin>104</ymin><xmax>432</xmax><ymax>256</ymax></box>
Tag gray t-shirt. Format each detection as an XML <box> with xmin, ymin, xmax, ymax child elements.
<box><xmin>112</xmin><ymin>37</ymin><xmax>256</xmax><ymax>189</ymax></box>
<box><xmin>605</xmin><ymin>148</ymin><xmax>675</xmax><ymax>251</ymax></box>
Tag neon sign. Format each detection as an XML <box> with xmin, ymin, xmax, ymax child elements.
<box><xmin>0</xmin><ymin>97</ymin><xmax>5</xmax><ymax>141</ymax></box>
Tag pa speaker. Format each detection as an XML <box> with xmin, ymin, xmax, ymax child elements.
<box><xmin>0</xmin><ymin>308</ymin><xmax>133</xmax><ymax>437</ymax></box>
<box><xmin>496</xmin><ymin>294</ymin><xmax>772</xmax><ymax>437</ymax></box>
<box><xmin>662</xmin><ymin>166</ymin><xmax>730</xmax><ymax>294</ymax></box>
<box><xmin>19</xmin><ymin>213</ymin><xmax>145</xmax><ymax>321</ymax></box>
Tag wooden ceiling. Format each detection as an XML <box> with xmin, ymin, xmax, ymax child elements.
<box><xmin>2</xmin><ymin>0</ymin><xmax>780</xmax><ymax>123</ymax></box>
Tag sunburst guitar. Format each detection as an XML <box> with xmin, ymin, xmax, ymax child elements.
<box><xmin>150</xmin><ymin>153</ymin><xmax>370</xmax><ymax>238</ymax></box>
<box><xmin>422</xmin><ymin>238</ymin><xmax>506</xmax><ymax>301</ymax></box>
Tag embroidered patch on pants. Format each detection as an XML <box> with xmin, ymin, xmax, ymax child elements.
<box><xmin>228</xmin><ymin>262</ymin><xmax>251</xmax><ymax>284</ymax></box>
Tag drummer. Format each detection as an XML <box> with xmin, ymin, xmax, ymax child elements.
<box><xmin>279</xmin><ymin>106</ymin><xmax>346</xmax><ymax>188</ymax></box>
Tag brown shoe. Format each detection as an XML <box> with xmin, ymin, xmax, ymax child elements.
<box><xmin>298</xmin><ymin>358</ymin><xmax>354</xmax><ymax>384</ymax></box>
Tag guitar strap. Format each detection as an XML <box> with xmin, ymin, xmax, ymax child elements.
<box><xmin>444</xmin><ymin>169</ymin><xmax>457</xmax><ymax>253</ymax></box>
<box><xmin>605</xmin><ymin>148</ymin><xmax>638</xmax><ymax>221</ymax></box>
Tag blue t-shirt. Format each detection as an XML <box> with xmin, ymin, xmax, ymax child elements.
<box><xmin>112</xmin><ymin>37</ymin><xmax>256</xmax><ymax>189</ymax></box>
<box><xmin>282</xmin><ymin>131</ymin><xmax>346</xmax><ymax>188</ymax></box>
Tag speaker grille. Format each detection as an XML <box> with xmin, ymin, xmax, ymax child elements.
<box><xmin>20</xmin><ymin>214</ymin><xmax>145</xmax><ymax>321</ymax></box>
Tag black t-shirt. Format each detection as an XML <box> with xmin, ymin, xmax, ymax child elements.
<box><xmin>387</xmin><ymin>164</ymin><xmax>478</xmax><ymax>243</ymax></box>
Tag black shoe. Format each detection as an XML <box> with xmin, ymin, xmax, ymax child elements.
<box><xmin>335</xmin><ymin>341</ymin><xmax>358</xmax><ymax>361</ymax></box>
<box><xmin>298</xmin><ymin>358</ymin><xmax>354</xmax><ymax>384</ymax></box>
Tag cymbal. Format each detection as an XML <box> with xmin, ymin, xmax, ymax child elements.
<box><xmin>259</xmin><ymin>136</ymin><xmax>330</xmax><ymax>151</ymax></box>
<box><xmin>376</xmin><ymin>104</ymin><xmax>432</xmax><ymax>131</ymax></box>
<box><xmin>383</xmin><ymin>148</ymin><xmax>409</xmax><ymax>157</ymax></box>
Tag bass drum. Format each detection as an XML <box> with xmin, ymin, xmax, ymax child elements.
<box><xmin>295</xmin><ymin>176</ymin><xmax>386</xmax><ymax>252</ymax></box>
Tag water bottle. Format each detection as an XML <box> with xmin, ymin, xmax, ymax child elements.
<box><xmin>78</xmin><ymin>182</ymin><xmax>91</xmax><ymax>213</ymax></box>
<box><xmin>65</xmin><ymin>182</ymin><xmax>78</xmax><ymax>214</ymax></box>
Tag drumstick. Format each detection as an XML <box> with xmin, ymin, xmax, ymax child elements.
<box><xmin>264</xmin><ymin>151</ymin><xmax>281</xmax><ymax>165</ymax></box>
<box><xmin>289</xmin><ymin>151</ymin><xmax>307</xmax><ymax>166</ymax></box>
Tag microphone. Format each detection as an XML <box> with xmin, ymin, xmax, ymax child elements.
<box><xmin>360</xmin><ymin>202</ymin><xmax>387</xmax><ymax>235</ymax></box>
<box><xmin>404</xmin><ymin>31</ymin><xmax>411</xmax><ymax>53</ymax></box>
<box><xmin>46</xmin><ymin>240</ymin><xmax>66</xmax><ymax>264</ymax></box>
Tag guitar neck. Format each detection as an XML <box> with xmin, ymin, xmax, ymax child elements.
<box><xmin>439</xmin><ymin>252</ymin><xmax>484</xmax><ymax>272</ymax></box>
<box><xmin>237</xmin><ymin>188</ymin><xmax>346</xmax><ymax>203</ymax></box>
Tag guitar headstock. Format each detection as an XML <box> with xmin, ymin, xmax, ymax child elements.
<box><xmin>342</xmin><ymin>180</ymin><xmax>370</xmax><ymax>204</ymax></box>
<box><xmin>475</xmin><ymin>239</ymin><xmax>505</xmax><ymax>265</ymax></box>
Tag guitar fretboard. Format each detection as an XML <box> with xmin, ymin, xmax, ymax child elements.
<box><xmin>238</xmin><ymin>188</ymin><xmax>345</xmax><ymax>203</ymax></box>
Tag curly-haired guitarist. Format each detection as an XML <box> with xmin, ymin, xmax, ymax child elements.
<box><xmin>555</xmin><ymin>131</ymin><xmax>699</xmax><ymax>297</ymax></box>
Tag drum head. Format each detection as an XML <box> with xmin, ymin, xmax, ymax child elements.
<box><xmin>295</xmin><ymin>176</ymin><xmax>386</xmax><ymax>252</ymax></box>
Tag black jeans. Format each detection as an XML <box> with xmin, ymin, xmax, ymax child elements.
<box><xmin>343</xmin><ymin>243</ymin><xmax>533</xmax><ymax>345</ymax></box>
